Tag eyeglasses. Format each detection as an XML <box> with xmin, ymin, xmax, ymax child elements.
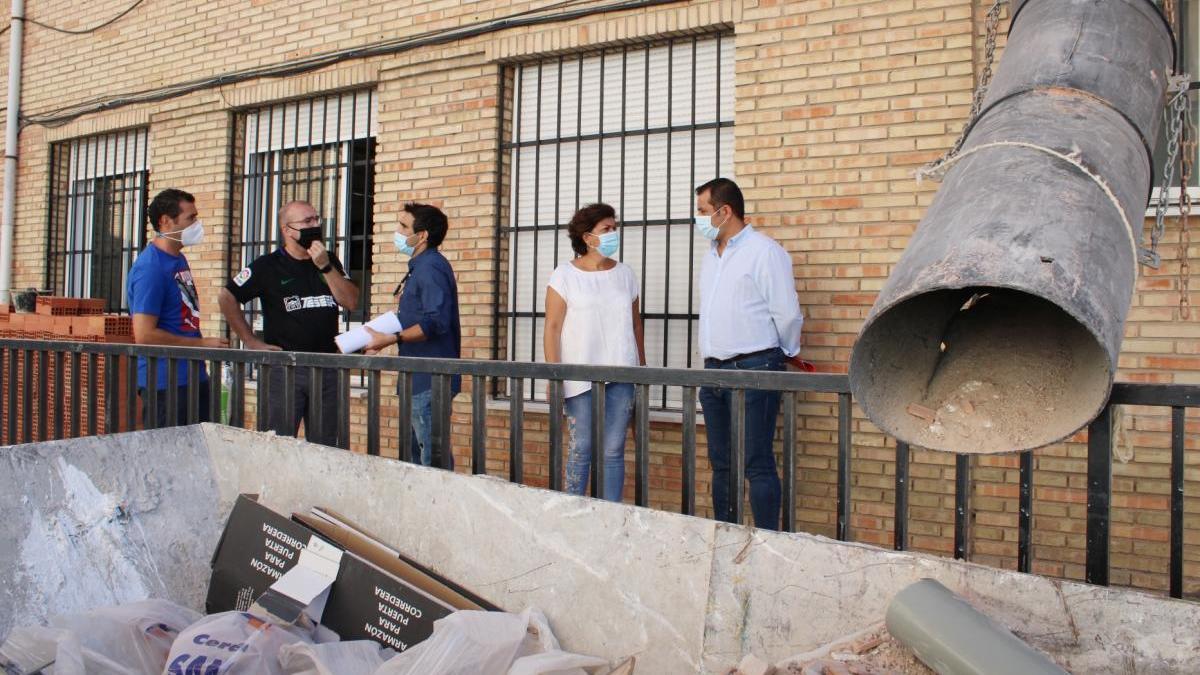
<box><xmin>285</xmin><ymin>215</ymin><xmax>322</xmax><ymax>228</ymax></box>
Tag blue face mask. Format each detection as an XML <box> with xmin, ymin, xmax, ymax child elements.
<box><xmin>394</xmin><ymin>231</ymin><xmax>415</xmax><ymax>257</ymax></box>
<box><xmin>593</xmin><ymin>231</ymin><xmax>620</xmax><ymax>258</ymax></box>
<box><xmin>695</xmin><ymin>207</ymin><xmax>726</xmax><ymax>240</ymax></box>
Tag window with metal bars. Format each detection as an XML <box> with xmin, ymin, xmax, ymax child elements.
<box><xmin>496</xmin><ymin>34</ymin><xmax>735</xmax><ymax>409</ymax></box>
<box><xmin>228</xmin><ymin>90</ymin><xmax>376</xmax><ymax>339</ymax></box>
<box><xmin>46</xmin><ymin>128</ymin><xmax>150</xmax><ymax>313</ymax></box>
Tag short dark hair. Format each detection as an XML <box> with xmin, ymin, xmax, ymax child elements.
<box><xmin>695</xmin><ymin>177</ymin><xmax>745</xmax><ymax>219</ymax></box>
<box><xmin>147</xmin><ymin>188</ymin><xmax>195</xmax><ymax>232</ymax></box>
<box><xmin>567</xmin><ymin>203</ymin><xmax>616</xmax><ymax>256</ymax></box>
<box><xmin>403</xmin><ymin>202</ymin><xmax>449</xmax><ymax>249</ymax></box>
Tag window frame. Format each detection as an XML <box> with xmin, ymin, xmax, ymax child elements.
<box><xmin>45</xmin><ymin>127</ymin><xmax>150</xmax><ymax>314</ymax></box>
<box><xmin>493</xmin><ymin>33</ymin><xmax>736</xmax><ymax>410</ymax></box>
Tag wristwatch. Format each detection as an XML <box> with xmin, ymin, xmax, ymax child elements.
<box><xmin>318</xmin><ymin>262</ymin><xmax>333</xmax><ymax>274</ymax></box>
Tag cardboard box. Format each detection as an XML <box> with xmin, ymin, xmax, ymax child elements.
<box><xmin>207</xmin><ymin>494</ymin><xmax>499</xmax><ymax>653</ymax></box>
<box><xmin>294</xmin><ymin>508</ymin><xmax>498</xmax><ymax>652</ymax></box>
<box><xmin>206</xmin><ymin>494</ymin><xmax>332</xmax><ymax>614</ymax></box>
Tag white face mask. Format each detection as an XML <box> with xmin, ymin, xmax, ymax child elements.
<box><xmin>159</xmin><ymin>220</ymin><xmax>205</xmax><ymax>247</ymax></box>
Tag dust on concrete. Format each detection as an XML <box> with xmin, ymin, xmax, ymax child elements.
<box><xmin>777</xmin><ymin>627</ymin><xmax>934</xmax><ymax>675</ymax></box>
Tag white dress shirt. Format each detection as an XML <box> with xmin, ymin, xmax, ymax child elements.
<box><xmin>698</xmin><ymin>225</ymin><xmax>803</xmax><ymax>360</ymax></box>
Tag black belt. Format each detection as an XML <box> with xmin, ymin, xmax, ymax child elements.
<box><xmin>704</xmin><ymin>347</ymin><xmax>780</xmax><ymax>368</ymax></box>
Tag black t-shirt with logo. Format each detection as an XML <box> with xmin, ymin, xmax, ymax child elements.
<box><xmin>225</xmin><ymin>248</ymin><xmax>348</xmax><ymax>353</ymax></box>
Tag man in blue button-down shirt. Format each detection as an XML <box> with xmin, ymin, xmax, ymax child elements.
<box><xmin>695</xmin><ymin>178</ymin><xmax>804</xmax><ymax>530</ymax></box>
<box><xmin>364</xmin><ymin>202</ymin><xmax>462</xmax><ymax>469</ymax></box>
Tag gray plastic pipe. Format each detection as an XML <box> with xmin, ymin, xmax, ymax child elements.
<box><xmin>886</xmin><ymin>579</ymin><xmax>1067</xmax><ymax>675</ymax></box>
<box><xmin>0</xmin><ymin>0</ymin><xmax>24</xmax><ymax>306</ymax></box>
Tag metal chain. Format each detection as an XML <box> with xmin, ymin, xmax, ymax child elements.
<box><xmin>1180</xmin><ymin>128</ymin><xmax>1193</xmax><ymax>319</ymax></box>
<box><xmin>1145</xmin><ymin>80</ymin><xmax>1191</xmax><ymax>268</ymax></box>
<box><xmin>918</xmin><ymin>0</ymin><xmax>1004</xmax><ymax>182</ymax></box>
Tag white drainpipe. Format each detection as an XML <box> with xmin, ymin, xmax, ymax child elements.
<box><xmin>0</xmin><ymin>0</ymin><xmax>24</xmax><ymax>305</ymax></box>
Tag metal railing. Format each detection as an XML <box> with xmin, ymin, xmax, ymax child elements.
<box><xmin>0</xmin><ymin>338</ymin><xmax>1195</xmax><ymax>599</ymax></box>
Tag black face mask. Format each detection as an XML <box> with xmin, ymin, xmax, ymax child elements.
<box><xmin>297</xmin><ymin>226</ymin><xmax>323</xmax><ymax>249</ymax></box>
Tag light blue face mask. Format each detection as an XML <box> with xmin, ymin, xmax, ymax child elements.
<box><xmin>394</xmin><ymin>231</ymin><xmax>415</xmax><ymax>257</ymax></box>
<box><xmin>694</xmin><ymin>207</ymin><xmax>726</xmax><ymax>240</ymax></box>
<box><xmin>593</xmin><ymin>231</ymin><xmax>620</xmax><ymax>258</ymax></box>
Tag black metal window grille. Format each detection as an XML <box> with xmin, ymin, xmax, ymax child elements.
<box><xmin>496</xmin><ymin>34</ymin><xmax>735</xmax><ymax>409</ymax></box>
<box><xmin>46</xmin><ymin>128</ymin><xmax>150</xmax><ymax>313</ymax></box>
<box><xmin>229</xmin><ymin>90</ymin><xmax>376</xmax><ymax>341</ymax></box>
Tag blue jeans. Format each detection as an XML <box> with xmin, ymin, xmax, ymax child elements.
<box><xmin>699</xmin><ymin>348</ymin><xmax>784</xmax><ymax>530</ymax></box>
<box><xmin>565</xmin><ymin>383</ymin><xmax>634</xmax><ymax>501</ymax></box>
<box><xmin>411</xmin><ymin>389</ymin><xmax>455</xmax><ymax>470</ymax></box>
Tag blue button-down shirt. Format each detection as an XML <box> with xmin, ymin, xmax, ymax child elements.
<box><xmin>698</xmin><ymin>225</ymin><xmax>803</xmax><ymax>360</ymax></box>
<box><xmin>396</xmin><ymin>250</ymin><xmax>461</xmax><ymax>394</ymax></box>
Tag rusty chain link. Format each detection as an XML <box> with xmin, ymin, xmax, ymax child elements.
<box><xmin>1180</xmin><ymin>127</ymin><xmax>1193</xmax><ymax>319</ymax></box>
<box><xmin>918</xmin><ymin>0</ymin><xmax>1004</xmax><ymax>182</ymax></box>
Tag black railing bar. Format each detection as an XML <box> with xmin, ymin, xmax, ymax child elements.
<box><xmin>548</xmin><ymin>378</ymin><xmax>564</xmax><ymax>490</ymax></box>
<box><xmin>681</xmin><ymin>385</ymin><xmax>697</xmax><ymax>516</ymax></box>
<box><xmin>591</xmin><ymin>381</ymin><xmax>606</xmax><ymax>500</ymax></box>
<box><xmin>635</xmin><ymin>382</ymin><xmax>650</xmax><ymax>508</ymax></box>
<box><xmin>781</xmin><ymin>391</ymin><xmax>797</xmax><ymax>533</ymax></box>
<box><xmin>366</xmin><ymin>369</ymin><xmax>381</xmax><ymax>456</ymax></box>
<box><xmin>1170</xmin><ymin>406</ymin><xmax>1185</xmax><ymax>599</ymax></box>
<box><xmin>472</xmin><ymin>374</ymin><xmax>488</xmax><ymax>475</ymax></box>
<box><xmin>0</xmin><ymin>340</ymin><xmax>853</xmax><ymax>392</ymax></box>
<box><xmin>730</xmin><ymin>388</ymin><xmax>746</xmax><ymax>525</ymax></box>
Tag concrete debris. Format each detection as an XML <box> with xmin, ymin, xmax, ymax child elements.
<box><xmin>905</xmin><ymin>403</ymin><xmax>936</xmax><ymax>422</ymax></box>
<box><xmin>728</xmin><ymin>653</ymin><xmax>776</xmax><ymax>675</ymax></box>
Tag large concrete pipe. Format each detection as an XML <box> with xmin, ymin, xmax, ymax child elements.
<box><xmin>849</xmin><ymin>0</ymin><xmax>1174</xmax><ymax>454</ymax></box>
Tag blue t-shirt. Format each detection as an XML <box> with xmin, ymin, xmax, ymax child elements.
<box><xmin>127</xmin><ymin>245</ymin><xmax>209</xmax><ymax>390</ymax></box>
<box><xmin>397</xmin><ymin>250</ymin><xmax>461</xmax><ymax>394</ymax></box>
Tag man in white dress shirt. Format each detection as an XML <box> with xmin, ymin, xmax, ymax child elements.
<box><xmin>695</xmin><ymin>177</ymin><xmax>804</xmax><ymax>530</ymax></box>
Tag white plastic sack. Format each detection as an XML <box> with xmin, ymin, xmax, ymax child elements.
<box><xmin>278</xmin><ymin>640</ymin><xmax>394</xmax><ymax>675</ymax></box>
<box><xmin>373</xmin><ymin>610</ymin><xmax>529</xmax><ymax>675</ymax></box>
<box><xmin>162</xmin><ymin>611</ymin><xmax>313</xmax><ymax>675</ymax></box>
<box><xmin>373</xmin><ymin>608</ymin><xmax>610</xmax><ymax>675</ymax></box>
<box><xmin>507</xmin><ymin>609</ymin><xmax>608</xmax><ymax>675</ymax></box>
<box><xmin>52</xmin><ymin>599</ymin><xmax>202</xmax><ymax>675</ymax></box>
<box><xmin>0</xmin><ymin>600</ymin><xmax>202</xmax><ymax>675</ymax></box>
<box><xmin>507</xmin><ymin>650</ymin><xmax>610</xmax><ymax>675</ymax></box>
<box><xmin>0</xmin><ymin>626</ymin><xmax>89</xmax><ymax>675</ymax></box>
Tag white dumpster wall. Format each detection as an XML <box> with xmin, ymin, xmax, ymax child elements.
<box><xmin>0</xmin><ymin>427</ymin><xmax>227</xmax><ymax>635</ymax></box>
<box><xmin>4</xmin><ymin>424</ymin><xmax>1199</xmax><ymax>673</ymax></box>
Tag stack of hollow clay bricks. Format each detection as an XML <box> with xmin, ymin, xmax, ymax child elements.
<box><xmin>0</xmin><ymin>297</ymin><xmax>135</xmax><ymax>444</ymax></box>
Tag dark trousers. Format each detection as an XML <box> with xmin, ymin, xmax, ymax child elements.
<box><xmin>266</xmin><ymin>367</ymin><xmax>340</xmax><ymax>447</ymax></box>
<box><xmin>139</xmin><ymin>384</ymin><xmax>212</xmax><ymax>429</ymax></box>
<box><xmin>698</xmin><ymin>348</ymin><xmax>784</xmax><ymax>530</ymax></box>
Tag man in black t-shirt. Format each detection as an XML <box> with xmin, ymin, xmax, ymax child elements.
<box><xmin>218</xmin><ymin>201</ymin><xmax>360</xmax><ymax>446</ymax></box>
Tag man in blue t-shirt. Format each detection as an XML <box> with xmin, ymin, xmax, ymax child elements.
<box><xmin>127</xmin><ymin>188</ymin><xmax>228</xmax><ymax>428</ymax></box>
<box><xmin>363</xmin><ymin>202</ymin><xmax>461</xmax><ymax>469</ymax></box>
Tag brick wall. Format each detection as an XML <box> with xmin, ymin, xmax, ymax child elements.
<box><xmin>0</xmin><ymin>0</ymin><xmax>1196</xmax><ymax>597</ymax></box>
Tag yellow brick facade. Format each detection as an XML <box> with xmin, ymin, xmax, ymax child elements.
<box><xmin>0</xmin><ymin>0</ymin><xmax>1196</xmax><ymax>597</ymax></box>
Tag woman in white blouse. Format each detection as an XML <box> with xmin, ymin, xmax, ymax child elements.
<box><xmin>544</xmin><ymin>203</ymin><xmax>646</xmax><ymax>501</ymax></box>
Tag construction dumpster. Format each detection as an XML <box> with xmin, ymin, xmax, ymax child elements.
<box><xmin>2</xmin><ymin>424</ymin><xmax>1199</xmax><ymax>673</ymax></box>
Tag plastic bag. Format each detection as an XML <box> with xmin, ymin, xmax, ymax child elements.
<box><xmin>373</xmin><ymin>610</ymin><xmax>529</xmax><ymax>675</ymax></box>
<box><xmin>52</xmin><ymin>599</ymin><xmax>202</xmax><ymax>675</ymax></box>
<box><xmin>374</xmin><ymin>608</ymin><xmax>610</xmax><ymax>675</ymax></box>
<box><xmin>277</xmin><ymin>640</ymin><xmax>394</xmax><ymax>675</ymax></box>
<box><xmin>0</xmin><ymin>600</ymin><xmax>201</xmax><ymax>675</ymax></box>
<box><xmin>507</xmin><ymin>651</ymin><xmax>610</xmax><ymax>675</ymax></box>
<box><xmin>161</xmin><ymin>611</ymin><xmax>313</xmax><ymax>675</ymax></box>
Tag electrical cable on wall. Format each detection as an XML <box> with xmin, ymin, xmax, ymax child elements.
<box><xmin>0</xmin><ymin>0</ymin><xmax>146</xmax><ymax>36</ymax></box>
<box><xmin>17</xmin><ymin>0</ymin><xmax>682</xmax><ymax>128</ymax></box>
